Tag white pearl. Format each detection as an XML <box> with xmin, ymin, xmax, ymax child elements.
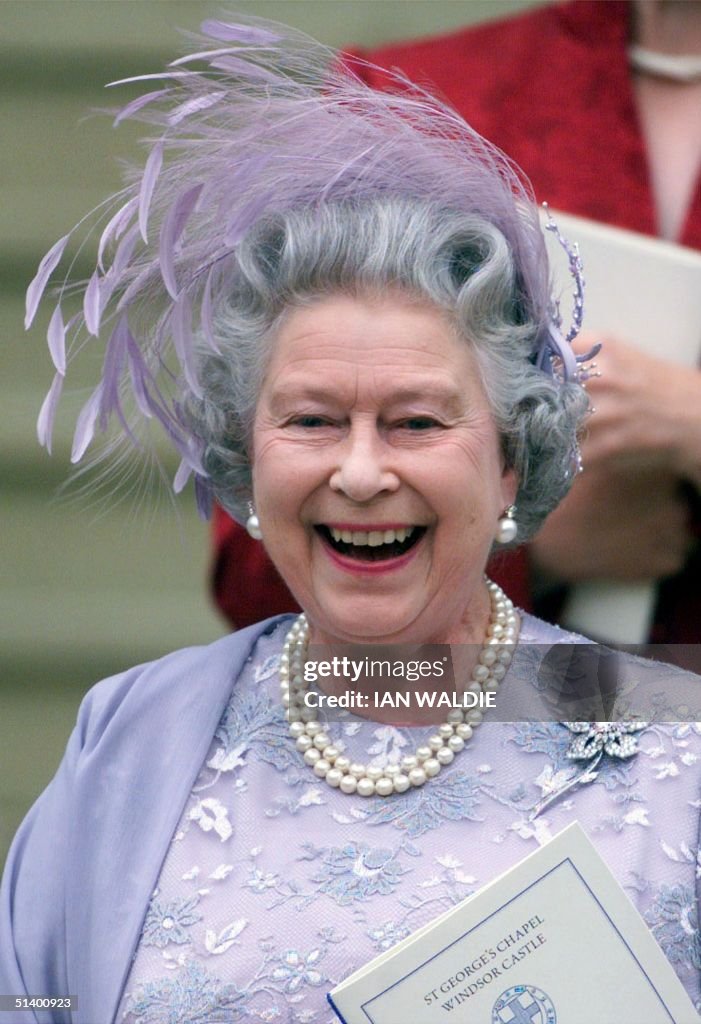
<box><xmin>466</xmin><ymin>710</ymin><xmax>483</xmax><ymax>725</ymax></box>
<box><xmin>305</xmin><ymin>721</ymin><xmax>322</xmax><ymax>736</ymax></box>
<box><xmin>313</xmin><ymin>758</ymin><xmax>331</xmax><ymax>777</ymax></box>
<box><xmin>408</xmin><ymin>767</ymin><xmax>427</xmax><ymax>787</ymax></box>
<box><xmin>289</xmin><ymin>722</ymin><xmax>305</xmax><ymax>738</ymax></box>
<box><xmin>366</xmin><ymin>766</ymin><xmax>384</xmax><ymax>782</ymax></box>
<box><xmin>479</xmin><ymin>649</ymin><xmax>497</xmax><ymax>666</ymax></box>
<box><xmin>438</xmin><ymin>724</ymin><xmax>454</xmax><ymax>739</ymax></box>
<box><xmin>472</xmin><ymin>664</ymin><xmax>489</xmax><ymax>682</ymax></box>
<box><xmin>340</xmin><ymin>774</ymin><xmax>358</xmax><ymax>794</ymax></box>
<box><xmin>304</xmin><ymin>748</ymin><xmax>321</xmax><ymax>765</ymax></box>
<box><xmin>323</xmin><ymin>745</ymin><xmax>340</xmax><ymax>762</ymax></box>
<box><xmin>350</xmin><ymin>763</ymin><xmax>367</xmax><ymax>779</ymax></box>
<box><xmin>492</xmin><ymin>665</ymin><xmax>507</xmax><ymax>680</ymax></box>
<box><xmin>447</xmin><ymin>709</ymin><xmax>464</xmax><ymax>723</ymax></box>
<box><xmin>313</xmin><ymin>733</ymin><xmax>329</xmax><ymax>750</ymax></box>
<box><xmin>456</xmin><ymin>723</ymin><xmax>473</xmax><ymax>740</ymax></box>
<box><xmin>393</xmin><ymin>774</ymin><xmax>410</xmax><ymax>793</ymax></box>
<box><xmin>325</xmin><ymin>768</ymin><xmax>343</xmax><ymax>788</ymax></box>
<box><xmin>401</xmin><ymin>755</ymin><xmax>418</xmax><ymax>771</ymax></box>
<box><xmin>436</xmin><ymin>747</ymin><xmax>454</xmax><ymax>765</ymax></box>
<box><xmin>300</xmin><ymin>707</ymin><xmax>316</xmax><ymax>722</ymax></box>
<box><xmin>383</xmin><ymin>764</ymin><xmax>400</xmax><ymax>777</ymax></box>
<box><xmin>357</xmin><ymin>778</ymin><xmax>376</xmax><ymax>797</ymax></box>
<box><xmin>416</xmin><ymin>746</ymin><xmax>432</xmax><ymax>763</ymax></box>
<box><xmin>428</xmin><ymin>735</ymin><xmax>444</xmax><ymax>752</ymax></box>
<box><xmin>423</xmin><ymin>758</ymin><xmax>441</xmax><ymax>777</ymax></box>
<box><xmin>448</xmin><ymin>735</ymin><xmax>464</xmax><ymax>753</ymax></box>
<box><xmin>375</xmin><ymin>777</ymin><xmax>394</xmax><ymax>797</ymax></box>
<box><xmin>334</xmin><ymin>756</ymin><xmax>351</xmax><ymax>773</ymax></box>
<box><xmin>483</xmin><ymin>679</ymin><xmax>499</xmax><ymax>692</ymax></box>
<box><xmin>296</xmin><ymin>735</ymin><xmax>313</xmax><ymax>753</ymax></box>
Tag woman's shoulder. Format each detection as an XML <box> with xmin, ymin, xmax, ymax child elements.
<box><xmin>75</xmin><ymin>615</ymin><xmax>291</xmax><ymax>743</ymax></box>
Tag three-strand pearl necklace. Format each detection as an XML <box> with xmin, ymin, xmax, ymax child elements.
<box><xmin>279</xmin><ymin>579</ymin><xmax>520</xmax><ymax>797</ymax></box>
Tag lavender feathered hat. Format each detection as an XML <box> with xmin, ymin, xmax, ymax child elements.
<box><xmin>26</xmin><ymin>15</ymin><xmax>590</xmax><ymax>516</ymax></box>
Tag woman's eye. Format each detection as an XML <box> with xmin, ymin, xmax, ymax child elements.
<box><xmin>399</xmin><ymin>417</ymin><xmax>441</xmax><ymax>431</ymax></box>
<box><xmin>292</xmin><ymin>415</ymin><xmax>330</xmax><ymax>428</ymax></box>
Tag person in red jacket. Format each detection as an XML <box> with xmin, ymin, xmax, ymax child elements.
<box><xmin>212</xmin><ymin>0</ymin><xmax>701</xmax><ymax>642</ymax></box>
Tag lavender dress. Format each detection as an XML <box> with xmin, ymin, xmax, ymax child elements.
<box><xmin>113</xmin><ymin>615</ymin><xmax>701</xmax><ymax>1023</ymax></box>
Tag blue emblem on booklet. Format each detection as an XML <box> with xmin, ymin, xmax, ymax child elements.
<box><xmin>492</xmin><ymin>984</ymin><xmax>557</xmax><ymax>1024</ymax></box>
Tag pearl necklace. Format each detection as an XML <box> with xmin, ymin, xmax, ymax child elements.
<box><xmin>279</xmin><ymin>579</ymin><xmax>520</xmax><ymax>797</ymax></box>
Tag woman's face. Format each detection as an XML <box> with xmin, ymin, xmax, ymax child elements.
<box><xmin>252</xmin><ymin>293</ymin><xmax>516</xmax><ymax>645</ymax></box>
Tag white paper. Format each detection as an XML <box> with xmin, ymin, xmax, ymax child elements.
<box><xmin>328</xmin><ymin>822</ymin><xmax>700</xmax><ymax>1024</ymax></box>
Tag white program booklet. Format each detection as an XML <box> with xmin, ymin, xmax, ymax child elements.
<box><xmin>328</xmin><ymin>822</ymin><xmax>700</xmax><ymax>1024</ymax></box>
<box><xmin>540</xmin><ymin>210</ymin><xmax>701</xmax><ymax>645</ymax></box>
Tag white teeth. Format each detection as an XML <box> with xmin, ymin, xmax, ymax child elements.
<box><xmin>328</xmin><ymin>526</ymin><xmax>416</xmax><ymax>546</ymax></box>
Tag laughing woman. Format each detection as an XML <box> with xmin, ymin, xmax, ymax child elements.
<box><xmin>2</xmin><ymin>17</ymin><xmax>700</xmax><ymax>1023</ymax></box>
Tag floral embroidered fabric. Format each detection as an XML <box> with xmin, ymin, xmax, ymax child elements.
<box><xmin>117</xmin><ymin>617</ymin><xmax>701</xmax><ymax>1022</ymax></box>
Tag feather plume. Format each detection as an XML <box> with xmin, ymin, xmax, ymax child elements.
<box><xmin>47</xmin><ymin>304</ymin><xmax>67</xmax><ymax>374</ymax></box>
<box><xmin>36</xmin><ymin>371</ymin><xmax>64</xmax><ymax>454</ymax></box>
<box><xmin>25</xmin><ymin>234</ymin><xmax>69</xmax><ymax>329</ymax></box>
<box><xmin>71</xmin><ymin>386</ymin><xmax>103</xmax><ymax>463</ymax></box>
<box><xmin>199</xmin><ymin>20</ymin><xmax>281</xmax><ymax>44</ymax></box>
<box><xmin>170</xmin><ymin>291</ymin><xmax>202</xmax><ymax>398</ymax></box>
<box><xmin>97</xmin><ymin>196</ymin><xmax>139</xmax><ymax>271</ymax></box>
<box><xmin>83</xmin><ymin>270</ymin><xmax>102</xmax><ymax>336</ymax></box>
<box><xmin>159</xmin><ymin>183</ymin><xmax>204</xmax><ymax>299</ymax></box>
<box><xmin>138</xmin><ymin>141</ymin><xmax>164</xmax><ymax>243</ymax></box>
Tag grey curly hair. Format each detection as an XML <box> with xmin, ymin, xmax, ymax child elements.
<box><xmin>188</xmin><ymin>197</ymin><xmax>589</xmax><ymax>542</ymax></box>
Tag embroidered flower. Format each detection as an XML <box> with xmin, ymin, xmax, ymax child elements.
<box><xmin>362</xmin><ymin>770</ymin><xmax>483</xmax><ymax>838</ymax></box>
<box><xmin>246</xmin><ymin>868</ymin><xmax>279</xmax><ymax>893</ymax></box>
<box><xmin>127</xmin><ymin>960</ymin><xmax>246</xmax><ymax>1022</ymax></box>
<box><xmin>563</xmin><ymin>721</ymin><xmax>648</xmax><ymax>761</ymax></box>
<box><xmin>270</xmin><ymin>948</ymin><xmax>325</xmax><ymax>993</ymax></box>
<box><xmin>367</xmin><ymin>921</ymin><xmax>411</xmax><ymax>951</ymax></box>
<box><xmin>645</xmin><ymin>885</ymin><xmax>701</xmax><ymax>971</ymax></box>
<box><xmin>308</xmin><ymin>841</ymin><xmax>410</xmax><ymax>904</ymax></box>
<box><xmin>141</xmin><ymin>895</ymin><xmax>202</xmax><ymax>948</ymax></box>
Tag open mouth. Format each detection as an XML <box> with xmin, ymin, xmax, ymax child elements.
<box><xmin>316</xmin><ymin>525</ymin><xmax>426</xmax><ymax>562</ymax></box>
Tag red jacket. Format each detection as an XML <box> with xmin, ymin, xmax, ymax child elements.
<box><xmin>211</xmin><ymin>0</ymin><xmax>701</xmax><ymax>639</ymax></box>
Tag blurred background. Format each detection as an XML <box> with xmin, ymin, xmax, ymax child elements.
<box><xmin>1</xmin><ymin>0</ymin><xmax>537</xmax><ymax>867</ymax></box>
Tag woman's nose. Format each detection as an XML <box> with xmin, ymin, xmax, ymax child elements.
<box><xmin>329</xmin><ymin>425</ymin><xmax>400</xmax><ymax>502</ymax></box>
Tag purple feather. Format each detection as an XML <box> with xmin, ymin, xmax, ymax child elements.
<box><xmin>99</xmin><ymin>317</ymin><xmax>129</xmax><ymax>427</ymax></box>
<box><xmin>159</xmin><ymin>183</ymin><xmax>204</xmax><ymax>299</ymax></box>
<box><xmin>173</xmin><ymin>456</ymin><xmax>192</xmax><ymax>493</ymax></box>
<box><xmin>106</xmin><ymin>71</ymin><xmax>196</xmax><ymax>88</ymax></box>
<box><xmin>47</xmin><ymin>304</ymin><xmax>66</xmax><ymax>374</ymax></box>
<box><xmin>224</xmin><ymin>192</ymin><xmax>274</xmax><ymax>246</ymax></box>
<box><xmin>200</xmin><ymin>20</ymin><xmax>282</xmax><ymax>44</ymax></box>
<box><xmin>200</xmin><ymin>268</ymin><xmax>221</xmax><ymax>353</ymax></box>
<box><xmin>194</xmin><ymin>474</ymin><xmax>213</xmax><ymax>520</ymax></box>
<box><xmin>170</xmin><ymin>291</ymin><xmax>202</xmax><ymax>397</ymax></box>
<box><xmin>71</xmin><ymin>385</ymin><xmax>103</xmax><ymax>463</ymax></box>
<box><xmin>170</xmin><ymin>47</ymin><xmax>247</xmax><ymax>67</ymax></box>
<box><xmin>25</xmin><ymin>233</ymin><xmax>69</xmax><ymax>329</ymax></box>
<box><xmin>125</xmin><ymin>330</ymin><xmax>154</xmax><ymax>419</ymax></box>
<box><xmin>84</xmin><ymin>270</ymin><xmax>102</xmax><ymax>336</ymax></box>
<box><xmin>36</xmin><ymin>370</ymin><xmax>64</xmax><ymax>454</ymax></box>
<box><xmin>111</xmin><ymin>223</ymin><xmax>140</xmax><ymax>279</ymax></box>
<box><xmin>113</xmin><ymin>88</ymin><xmax>171</xmax><ymax>126</ymax></box>
<box><xmin>139</xmin><ymin>141</ymin><xmax>164</xmax><ymax>243</ymax></box>
<box><xmin>97</xmin><ymin>197</ymin><xmax>139</xmax><ymax>271</ymax></box>
<box><xmin>168</xmin><ymin>91</ymin><xmax>225</xmax><ymax>127</ymax></box>
<box><xmin>209</xmin><ymin>55</ymin><xmax>282</xmax><ymax>82</ymax></box>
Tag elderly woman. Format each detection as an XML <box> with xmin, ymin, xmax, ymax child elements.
<box><xmin>2</xmin><ymin>16</ymin><xmax>700</xmax><ymax>1024</ymax></box>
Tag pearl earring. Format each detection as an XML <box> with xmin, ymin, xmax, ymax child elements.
<box><xmin>246</xmin><ymin>503</ymin><xmax>263</xmax><ymax>540</ymax></box>
<box><xmin>495</xmin><ymin>505</ymin><xmax>518</xmax><ymax>544</ymax></box>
